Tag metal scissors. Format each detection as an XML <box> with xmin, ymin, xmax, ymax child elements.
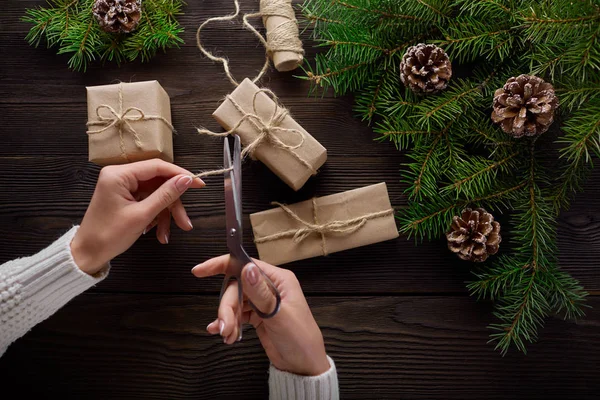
<box><xmin>221</xmin><ymin>135</ymin><xmax>281</xmax><ymax>340</ymax></box>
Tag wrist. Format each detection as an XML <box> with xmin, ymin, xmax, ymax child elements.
<box><xmin>304</xmin><ymin>352</ymin><xmax>331</xmax><ymax>376</ymax></box>
<box><xmin>71</xmin><ymin>230</ymin><xmax>105</xmax><ymax>275</ymax></box>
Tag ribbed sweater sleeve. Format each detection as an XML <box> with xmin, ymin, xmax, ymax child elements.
<box><xmin>0</xmin><ymin>226</ymin><xmax>109</xmax><ymax>356</ymax></box>
<box><xmin>269</xmin><ymin>356</ymin><xmax>339</xmax><ymax>400</ymax></box>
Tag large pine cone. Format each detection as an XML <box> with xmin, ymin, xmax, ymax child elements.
<box><xmin>491</xmin><ymin>74</ymin><xmax>558</xmax><ymax>138</ymax></box>
<box><xmin>400</xmin><ymin>43</ymin><xmax>452</xmax><ymax>94</ymax></box>
<box><xmin>93</xmin><ymin>0</ymin><xmax>142</xmax><ymax>34</ymax></box>
<box><xmin>447</xmin><ymin>208</ymin><xmax>501</xmax><ymax>262</ymax></box>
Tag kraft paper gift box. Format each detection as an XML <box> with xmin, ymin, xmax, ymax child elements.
<box><xmin>212</xmin><ymin>78</ymin><xmax>327</xmax><ymax>191</ymax></box>
<box><xmin>250</xmin><ymin>183</ymin><xmax>399</xmax><ymax>265</ymax></box>
<box><xmin>86</xmin><ymin>81</ymin><xmax>174</xmax><ymax>166</ymax></box>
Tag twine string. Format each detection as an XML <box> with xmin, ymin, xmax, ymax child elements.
<box><xmin>196</xmin><ymin>0</ymin><xmax>303</xmax><ymax>86</ymax></box>
<box><xmin>254</xmin><ymin>200</ymin><xmax>395</xmax><ymax>256</ymax></box>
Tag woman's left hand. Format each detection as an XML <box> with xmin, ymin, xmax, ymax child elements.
<box><xmin>71</xmin><ymin>159</ymin><xmax>205</xmax><ymax>275</ymax></box>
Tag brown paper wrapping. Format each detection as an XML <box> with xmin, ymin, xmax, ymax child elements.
<box><xmin>261</xmin><ymin>1</ymin><xmax>303</xmax><ymax>72</ymax></box>
<box><xmin>213</xmin><ymin>78</ymin><xmax>326</xmax><ymax>191</ymax></box>
<box><xmin>250</xmin><ymin>183</ymin><xmax>399</xmax><ymax>265</ymax></box>
<box><xmin>86</xmin><ymin>81</ymin><xmax>173</xmax><ymax>166</ymax></box>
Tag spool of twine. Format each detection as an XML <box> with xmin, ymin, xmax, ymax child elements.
<box><xmin>257</xmin><ymin>0</ymin><xmax>304</xmax><ymax>72</ymax></box>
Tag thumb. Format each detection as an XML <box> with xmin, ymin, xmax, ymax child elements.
<box><xmin>242</xmin><ymin>263</ymin><xmax>277</xmax><ymax>316</ymax></box>
<box><xmin>141</xmin><ymin>174</ymin><xmax>193</xmax><ymax>216</ymax></box>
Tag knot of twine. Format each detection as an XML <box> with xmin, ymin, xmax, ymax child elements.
<box><xmin>197</xmin><ymin>88</ymin><xmax>316</xmax><ymax>175</ymax></box>
<box><xmin>254</xmin><ymin>198</ymin><xmax>395</xmax><ymax>256</ymax></box>
<box><xmin>196</xmin><ymin>0</ymin><xmax>303</xmax><ymax>87</ymax></box>
<box><xmin>86</xmin><ymin>83</ymin><xmax>175</xmax><ymax>161</ymax></box>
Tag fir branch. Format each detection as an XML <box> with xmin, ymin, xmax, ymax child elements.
<box><xmin>23</xmin><ymin>0</ymin><xmax>185</xmax><ymax>71</ymax></box>
<box><xmin>300</xmin><ymin>0</ymin><xmax>594</xmax><ymax>354</ymax></box>
<box><xmin>399</xmin><ymin>182</ymin><xmax>525</xmax><ymax>240</ymax></box>
<box><xmin>443</xmin><ymin>151</ymin><xmax>521</xmax><ymax>198</ymax></box>
<box><xmin>554</xmin><ymin>99</ymin><xmax>600</xmax><ymax>209</ymax></box>
<box><xmin>333</xmin><ymin>0</ymin><xmax>424</xmax><ymax>21</ymax></box>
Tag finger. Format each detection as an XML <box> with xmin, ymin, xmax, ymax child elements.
<box><xmin>170</xmin><ymin>199</ymin><xmax>193</xmax><ymax>231</ymax></box>
<box><xmin>140</xmin><ymin>174</ymin><xmax>193</xmax><ymax>217</ymax></box>
<box><xmin>156</xmin><ymin>208</ymin><xmax>171</xmax><ymax>244</ymax></box>
<box><xmin>218</xmin><ymin>281</ymin><xmax>239</xmax><ymax>342</ymax></box>
<box><xmin>192</xmin><ymin>255</ymin><xmax>280</xmax><ymax>279</ymax></box>
<box><xmin>241</xmin><ymin>263</ymin><xmax>277</xmax><ymax>316</ymax></box>
<box><xmin>143</xmin><ymin>219</ymin><xmax>157</xmax><ymax>235</ymax></box>
<box><xmin>225</xmin><ymin>321</ymin><xmax>240</xmax><ymax>344</ymax></box>
<box><xmin>122</xmin><ymin>159</ymin><xmax>205</xmax><ymax>188</ymax></box>
<box><xmin>206</xmin><ymin>318</ymin><xmax>220</xmax><ymax>335</ymax></box>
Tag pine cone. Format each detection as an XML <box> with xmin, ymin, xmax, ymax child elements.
<box><xmin>93</xmin><ymin>0</ymin><xmax>142</xmax><ymax>34</ymax></box>
<box><xmin>400</xmin><ymin>43</ymin><xmax>452</xmax><ymax>94</ymax></box>
<box><xmin>446</xmin><ymin>208</ymin><xmax>501</xmax><ymax>262</ymax></box>
<box><xmin>491</xmin><ymin>74</ymin><xmax>558</xmax><ymax>138</ymax></box>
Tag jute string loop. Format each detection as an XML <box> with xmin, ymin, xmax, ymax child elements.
<box><xmin>86</xmin><ymin>83</ymin><xmax>175</xmax><ymax>161</ymax></box>
<box><xmin>197</xmin><ymin>89</ymin><xmax>316</xmax><ymax>175</ymax></box>
<box><xmin>196</xmin><ymin>0</ymin><xmax>269</xmax><ymax>87</ymax></box>
<box><xmin>254</xmin><ymin>200</ymin><xmax>395</xmax><ymax>256</ymax></box>
<box><xmin>196</xmin><ymin>0</ymin><xmax>303</xmax><ymax>86</ymax></box>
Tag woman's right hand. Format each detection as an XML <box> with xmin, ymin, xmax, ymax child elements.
<box><xmin>192</xmin><ymin>256</ymin><xmax>331</xmax><ymax>376</ymax></box>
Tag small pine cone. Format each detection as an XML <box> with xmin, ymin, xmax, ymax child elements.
<box><xmin>491</xmin><ymin>74</ymin><xmax>558</xmax><ymax>138</ymax></box>
<box><xmin>93</xmin><ymin>0</ymin><xmax>142</xmax><ymax>34</ymax></box>
<box><xmin>447</xmin><ymin>208</ymin><xmax>501</xmax><ymax>263</ymax></box>
<box><xmin>400</xmin><ymin>43</ymin><xmax>452</xmax><ymax>94</ymax></box>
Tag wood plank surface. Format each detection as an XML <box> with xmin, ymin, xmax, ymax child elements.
<box><xmin>1</xmin><ymin>294</ymin><xmax>598</xmax><ymax>399</ymax></box>
<box><xmin>1</xmin><ymin>0</ymin><xmax>599</xmax><ymax>398</ymax></box>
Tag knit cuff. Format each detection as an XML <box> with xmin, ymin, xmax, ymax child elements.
<box><xmin>269</xmin><ymin>356</ymin><xmax>339</xmax><ymax>400</ymax></box>
<box><xmin>1</xmin><ymin>226</ymin><xmax>109</xmax><ymax>355</ymax></box>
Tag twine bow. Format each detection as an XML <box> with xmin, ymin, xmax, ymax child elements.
<box><xmin>197</xmin><ymin>88</ymin><xmax>316</xmax><ymax>174</ymax></box>
<box><xmin>86</xmin><ymin>83</ymin><xmax>175</xmax><ymax>161</ymax></box>
<box><xmin>254</xmin><ymin>199</ymin><xmax>395</xmax><ymax>256</ymax></box>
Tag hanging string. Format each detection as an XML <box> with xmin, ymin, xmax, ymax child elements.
<box><xmin>192</xmin><ymin>167</ymin><xmax>234</xmax><ymax>179</ymax></box>
<box><xmin>196</xmin><ymin>0</ymin><xmax>270</xmax><ymax>87</ymax></box>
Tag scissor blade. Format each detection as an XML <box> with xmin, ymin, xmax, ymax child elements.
<box><xmin>224</xmin><ymin>138</ymin><xmax>241</xmax><ymax>254</ymax></box>
<box><xmin>233</xmin><ymin>135</ymin><xmax>242</xmax><ymax>231</ymax></box>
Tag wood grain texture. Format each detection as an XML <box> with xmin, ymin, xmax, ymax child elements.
<box><xmin>1</xmin><ymin>294</ymin><xmax>599</xmax><ymax>400</ymax></box>
<box><xmin>1</xmin><ymin>0</ymin><xmax>599</xmax><ymax>398</ymax></box>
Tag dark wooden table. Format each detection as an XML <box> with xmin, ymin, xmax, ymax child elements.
<box><xmin>1</xmin><ymin>1</ymin><xmax>599</xmax><ymax>399</ymax></box>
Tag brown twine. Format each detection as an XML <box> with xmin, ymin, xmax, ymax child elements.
<box><xmin>254</xmin><ymin>199</ymin><xmax>395</xmax><ymax>256</ymax></box>
<box><xmin>197</xmin><ymin>88</ymin><xmax>316</xmax><ymax>175</ymax></box>
<box><xmin>86</xmin><ymin>83</ymin><xmax>175</xmax><ymax>161</ymax></box>
<box><xmin>196</xmin><ymin>0</ymin><xmax>303</xmax><ymax>86</ymax></box>
<box><xmin>192</xmin><ymin>167</ymin><xmax>233</xmax><ymax>179</ymax></box>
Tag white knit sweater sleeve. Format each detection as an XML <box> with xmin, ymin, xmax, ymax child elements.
<box><xmin>0</xmin><ymin>226</ymin><xmax>109</xmax><ymax>357</ymax></box>
<box><xmin>269</xmin><ymin>356</ymin><xmax>339</xmax><ymax>400</ymax></box>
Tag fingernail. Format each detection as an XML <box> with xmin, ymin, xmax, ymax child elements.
<box><xmin>194</xmin><ymin>177</ymin><xmax>206</xmax><ymax>187</ymax></box>
<box><xmin>223</xmin><ymin>337</ymin><xmax>228</xmax><ymax>344</ymax></box>
<box><xmin>164</xmin><ymin>233</ymin><xmax>169</xmax><ymax>244</ymax></box>
<box><xmin>207</xmin><ymin>321</ymin><xmax>216</xmax><ymax>332</ymax></box>
<box><xmin>176</xmin><ymin>175</ymin><xmax>193</xmax><ymax>192</ymax></box>
<box><xmin>219</xmin><ymin>320</ymin><xmax>225</xmax><ymax>336</ymax></box>
<box><xmin>142</xmin><ymin>228</ymin><xmax>147</xmax><ymax>235</ymax></box>
<box><xmin>246</xmin><ymin>264</ymin><xmax>259</xmax><ymax>286</ymax></box>
<box><xmin>187</xmin><ymin>219</ymin><xmax>194</xmax><ymax>230</ymax></box>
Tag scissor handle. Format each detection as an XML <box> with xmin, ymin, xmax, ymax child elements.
<box><xmin>218</xmin><ymin>262</ymin><xmax>281</xmax><ymax>341</ymax></box>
